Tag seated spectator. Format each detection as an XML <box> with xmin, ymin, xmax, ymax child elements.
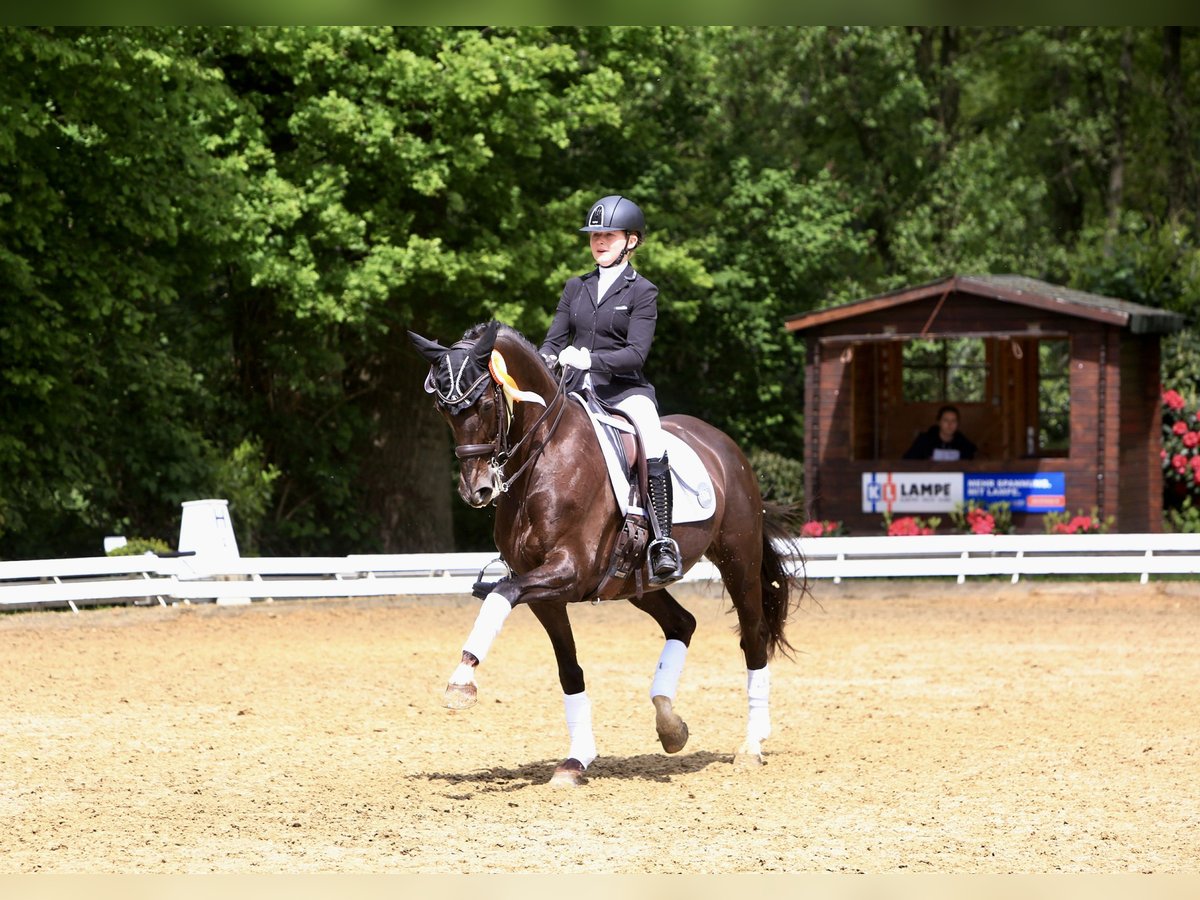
<box><xmin>903</xmin><ymin>404</ymin><xmax>977</xmax><ymax>461</ymax></box>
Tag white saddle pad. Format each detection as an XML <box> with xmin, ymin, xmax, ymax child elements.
<box><xmin>571</xmin><ymin>394</ymin><xmax>716</xmax><ymax>524</ymax></box>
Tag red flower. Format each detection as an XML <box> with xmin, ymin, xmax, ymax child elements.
<box><xmin>888</xmin><ymin>516</ymin><xmax>919</xmax><ymax>536</ymax></box>
<box><xmin>1173</xmin><ymin>420</ymin><xmax>1189</xmax><ymax>435</ymax></box>
<box><xmin>1162</xmin><ymin>449</ymin><xmax>1169</xmax><ymax>461</ymax></box>
<box><xmin>1190</xmin><ymin>456</ymin><xmax>1200</xmax><ymax>470</ymax></box>
<box><xmin>1184</xmin><ymin>432</ymin><xmax>1200</xmax><ymax>449</ymax></box>
<box><xmin>970</xmin><ymin>513</ymin><xmax>995</xmax><ymax>535</ymax></box>
<box><xmin>1173</xmin><ymin>453</ymin><xmax>1189</xmax><ymax>472</ymax></box>
<box><xmin>1068</xmin><ymin>515</ymin><xmax>1095</xmax><ymax>533</ymax></box>
<box><xmin>800</xmin><ymin>521</ymin><xmax>825</xmax><ymax>538</ymax></box>
<box><xmin>1163</xmin><ymin>389</ymin><xmax>1186</xmax><ymax>410</ymax></box>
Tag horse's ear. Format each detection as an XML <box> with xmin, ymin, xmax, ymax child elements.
<box><xmin>407</xmin><ymin>330</ymin><xmax>446</xmax><ymax>364</ymax></box>
<box><xmin>470</xmin><ymin>321</ymin><xmax>500</xmax><ymax>367</ymax></box>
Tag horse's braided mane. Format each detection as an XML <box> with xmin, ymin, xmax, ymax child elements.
<box><xmin>462</xmin><ymin>321</ymin><xmax>536</xmax><ymax>355</ymax></box>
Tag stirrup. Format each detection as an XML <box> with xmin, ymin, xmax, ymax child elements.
<box><xmin>647</xmin><ymin>537</ymin><xmax>683</xmax><ymax>586</ymax></box>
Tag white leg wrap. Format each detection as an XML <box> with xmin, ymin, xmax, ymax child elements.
<box><xmin>649</xmin><ymin>639</ymin><xmax>688</xmax><ymax>701</ymax></box>
<box><xmin>461</xmin><ymin>592</ymin><xmax>513</xmax><ymax>666</ymax></box>
<box><xmin>563</xmin><ymin>691</ymin><xmax>597</xmax><ymax>768</ymax></box>
<box><xmin>448</xmin><ymin>662</ymin><xmax>476</xmax><ymax>686</ymax></box>
<box><xmin>746</xmin><ymin>666</ymin><xmax>771</xmax><ymax>743</ymax></box>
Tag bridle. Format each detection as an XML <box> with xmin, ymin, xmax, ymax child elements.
<box><xmin>450</xmin><ymin>366</ymin><xmax>571</xmax><ymax>500</ymax></box>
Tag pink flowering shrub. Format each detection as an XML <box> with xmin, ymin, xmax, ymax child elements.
<box><xmin>882</xmin><ymin>513</ymin><xmax>940</xmax><ymax>536</ymax></box>
<box><xmin>949</xmin><ymin>501</ymin><xmax>1014</xmax><ymax>535</ymax></box>
<box><xmin>1162</xmin><ymin>388</ymin><xmax>1200</xmax><ymax>503</ymax></box>
<box><xmin>799</xmin><ymin>519</ymin><xmax>847</xmax><ymax>538</ymax></box>
<box><xmin>1042</xmin><ymin>508</ymin><xmax>1114</xmax><ymax>535</ymax></box>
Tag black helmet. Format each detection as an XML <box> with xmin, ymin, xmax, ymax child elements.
<box><xmin>579</xmin><ymin>195</ymin><xmax>646</xmax><ymax>234</ymax></box>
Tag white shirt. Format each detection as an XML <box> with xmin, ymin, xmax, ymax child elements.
<box><xmin>595</xmin><ymin>262</ymin><xmax>628</xmax><ymax>305</ymax></box>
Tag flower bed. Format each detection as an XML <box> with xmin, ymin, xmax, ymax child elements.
<box><xmin>799</xmin><ymin>519</ymin><xmax>847</xmax><ymax>538</ymax></box>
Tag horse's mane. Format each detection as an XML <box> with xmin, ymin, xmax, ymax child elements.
<box><xmin>462</xmin><ymin>321</ymin><xmax>538</xmax><ymax>357</ymax></box>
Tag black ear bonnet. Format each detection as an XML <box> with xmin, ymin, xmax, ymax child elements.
<box><xmin>407</xmin><ymin>322</ymin><xmax>499</xmax><ymax>414</ymax></box>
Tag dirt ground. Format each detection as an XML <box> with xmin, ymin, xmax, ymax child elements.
<box><xmin>0</xmin><ymin>578</ymin><xmax>1197</xmax><ymax>874</ymax></box>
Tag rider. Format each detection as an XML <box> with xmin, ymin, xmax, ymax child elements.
<box><xmin>538</xmin><ymin>194</ymin><xmax>683</xmax><ymax>586</ymax></box>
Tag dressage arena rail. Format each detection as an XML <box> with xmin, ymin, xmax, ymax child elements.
<box><xmin>3</xmin><ymin>533</ymin><xmax>1200</xmax><ymax>613</ymax></box>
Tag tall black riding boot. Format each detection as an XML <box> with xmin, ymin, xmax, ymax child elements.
<box><xmin>646</xmin><ymin>455</ymin><xmax>683</xmax><ymax>586</ymax></box>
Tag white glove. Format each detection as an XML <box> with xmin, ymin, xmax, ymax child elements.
<box><xmin>558</xmin><ymin>345</ymin><xmax>592</xmax><ymax>371</ymax></box>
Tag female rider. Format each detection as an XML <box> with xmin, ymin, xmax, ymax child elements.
<box><xmin>538</xmin><ymin>194</ymin><xmax>682</xmax><ymax>586</ymax></box>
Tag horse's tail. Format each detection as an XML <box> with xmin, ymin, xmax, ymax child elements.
<box><xmin>760</xmin><ymin>501</ymin><xmax>807</xmax><ymax>660</ymax></box>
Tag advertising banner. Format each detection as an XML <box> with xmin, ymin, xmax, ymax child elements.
<box><xmin>863</xmin><ymin>472</ymin><xmax>1066</xmax><ymax>514</ymax></box>
<box><xmin>862</xmin><ymin>472</ymin><xmax>964</xmax><ymax>514</ymax></box>
<box><xmin>964</xmin><ymin>472</ymin><xmax>1066</xmax><ymax>513</ymax></box>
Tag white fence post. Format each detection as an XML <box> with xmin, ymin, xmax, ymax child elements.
<box><xmin>178</xmin><ymin>498</ymin><xmax>249</xmax><ymax>605</ymax></box>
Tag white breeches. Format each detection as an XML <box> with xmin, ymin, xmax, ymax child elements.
<box><xmin>613</xmin><ymin>394</ymin><xmax>667</xmax><ymax>459</ymax></box>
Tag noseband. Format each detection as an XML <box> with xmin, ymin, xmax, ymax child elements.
<box><xmin>454</xmin><ymin>382</ymin><xmax>511</xmax><ymax>461</ymax></box>
<box><xmin>450</xmin><ymin>370</ymin><xmax>570</xmax><ymax>499</ymax></box>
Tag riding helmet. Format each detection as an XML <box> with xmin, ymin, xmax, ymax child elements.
<box><xmin>579</xmin><ymin>195</ymin><xmax>646</xmax><ymax>235</ymax></box>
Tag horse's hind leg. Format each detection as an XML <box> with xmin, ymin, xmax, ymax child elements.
<box><xmin>710</xmin><ymin>549</ymin><xmax>772</xmax><ymax>767</ymax></box>
<box><xmin>629</xmin><ymin>589</ymin><xmax>696</xmax><ymax>754</ymax></box>
<box><xmin>526</xmin><ymin>601</ymin><xmax>595</xmax><ymax>787</ymax></box>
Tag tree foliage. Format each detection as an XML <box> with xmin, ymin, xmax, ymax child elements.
<box><xmin>1</xmin><ymin>26</ymin><xmax>1197</xmax><ymax>557</ymax></box>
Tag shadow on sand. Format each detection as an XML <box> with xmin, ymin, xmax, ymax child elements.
<box><xmin>424</xmin><ymin>749</ymin><xmax>734</xmax><ymax>792</ymax></box>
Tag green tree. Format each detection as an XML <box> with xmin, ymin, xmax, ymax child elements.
<box><xmin>3</xmin><ymin>26</ymin><xmax>1197</xmax><ymax>558</ymax></box>
<box><xmin>0</xmin><ymin>27</ymin><xmax>248</xmax><ymax>556</ymax></box>
<box><xmin>196</xmin><ymin>26</ymin><xmax>631</xmax><ymax>552</ymax></box>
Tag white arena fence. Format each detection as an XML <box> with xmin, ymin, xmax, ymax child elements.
<box><xmin>2</xmin><ymin>533</ymin><xmax>1200</xmax><ymax>613</ymax></box>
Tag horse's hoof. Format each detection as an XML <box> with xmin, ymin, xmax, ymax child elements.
<box><xmin>733</xmin><ymin>751</ymin><xmax>764</xmax><ymax>769</ymax></box>
<box><xmin>734</xmin><ymin>740</ymin><xmax>765</xmax><ymax>768</ymax></box>
<box><xmin>443</xmin><ymin>682</ymin><xmax>477</xmax><ymax>710</ymax></box>
<box><xmin>549</xmin><ymin>758</ymin><xmax>587</xmax><ymax>787</ymax></box>
<box><xmin>658</xmin><ymin>719</ymin><xmax>689</xmax><ymax>754</ymax></box>
<box><xmin>652</xmin><ymin>695</ymin><xmax>689</xmax><ymax>754</ymax></box>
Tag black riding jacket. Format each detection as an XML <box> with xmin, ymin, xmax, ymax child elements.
<box><xmin>539</xmin><ymin>266</ymin><xmax>659</xmax><ymax>407</ymax></box>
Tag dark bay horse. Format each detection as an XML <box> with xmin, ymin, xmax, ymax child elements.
<box><xmin>409</xmin><ymin>321</ymin><xmax>802</xmax><ymax>785</ymax></box>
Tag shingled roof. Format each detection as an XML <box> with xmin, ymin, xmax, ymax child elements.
<box><xmin>784</xmin><ymin>274</ymin><xmax>1185</xmax><ymax>336</ymax></box>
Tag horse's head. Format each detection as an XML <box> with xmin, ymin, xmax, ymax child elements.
<box><xmin>408</xmin><ymin>321</ymin><xmax>554</xmax><ymax>509</ymax></box>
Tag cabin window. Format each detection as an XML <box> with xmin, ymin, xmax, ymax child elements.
<box><xmin>901</xmin><ymin>338</ymin><xmax>987</xmax><ymax>404</ymax></box>
<box><xmin>1037</xmin><ymin>338</ymin><xmax>1070</xmax><ymax>454</ymax></box>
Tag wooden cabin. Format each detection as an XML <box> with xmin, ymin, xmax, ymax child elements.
<box><xmin>784</xmin><ymin>275</ymin><xmax>1184</xmax><ymax>534</ymax></box>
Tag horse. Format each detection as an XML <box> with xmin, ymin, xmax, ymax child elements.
<box><xmin>408</xmin><ymin>320</ymin><xmax>803</xmax><ymax>786</ymax></box>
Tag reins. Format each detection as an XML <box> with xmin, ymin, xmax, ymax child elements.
<box><xmin>453</xmin><ymin>365</ymin><xmax>571</xmax><ymax>498</ymax></box>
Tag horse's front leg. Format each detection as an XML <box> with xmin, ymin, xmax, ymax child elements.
<box><xmin>442</xmin><ymin>555</ymin><xmax>580</xmax><ymax>709</ymax></box>
<box><xmin>443</xmin><ymin>555</ymin><xmax>593</xmax><ymax>786</ymax></box>
<box><xmin>526</xmin><ymin>601</ymin><xmax>595</xmax><ymax>787</ymax></box>
<box><xmin>443</xmin><ymin>588</ymin><xmax>513</xmax><ymax>710</ymax></box>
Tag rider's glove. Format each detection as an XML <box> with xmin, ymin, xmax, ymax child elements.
<box><xmin>558</xmin><ymin>346</ymin><xmax>592</xmax><ymax>371</ymax></box>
